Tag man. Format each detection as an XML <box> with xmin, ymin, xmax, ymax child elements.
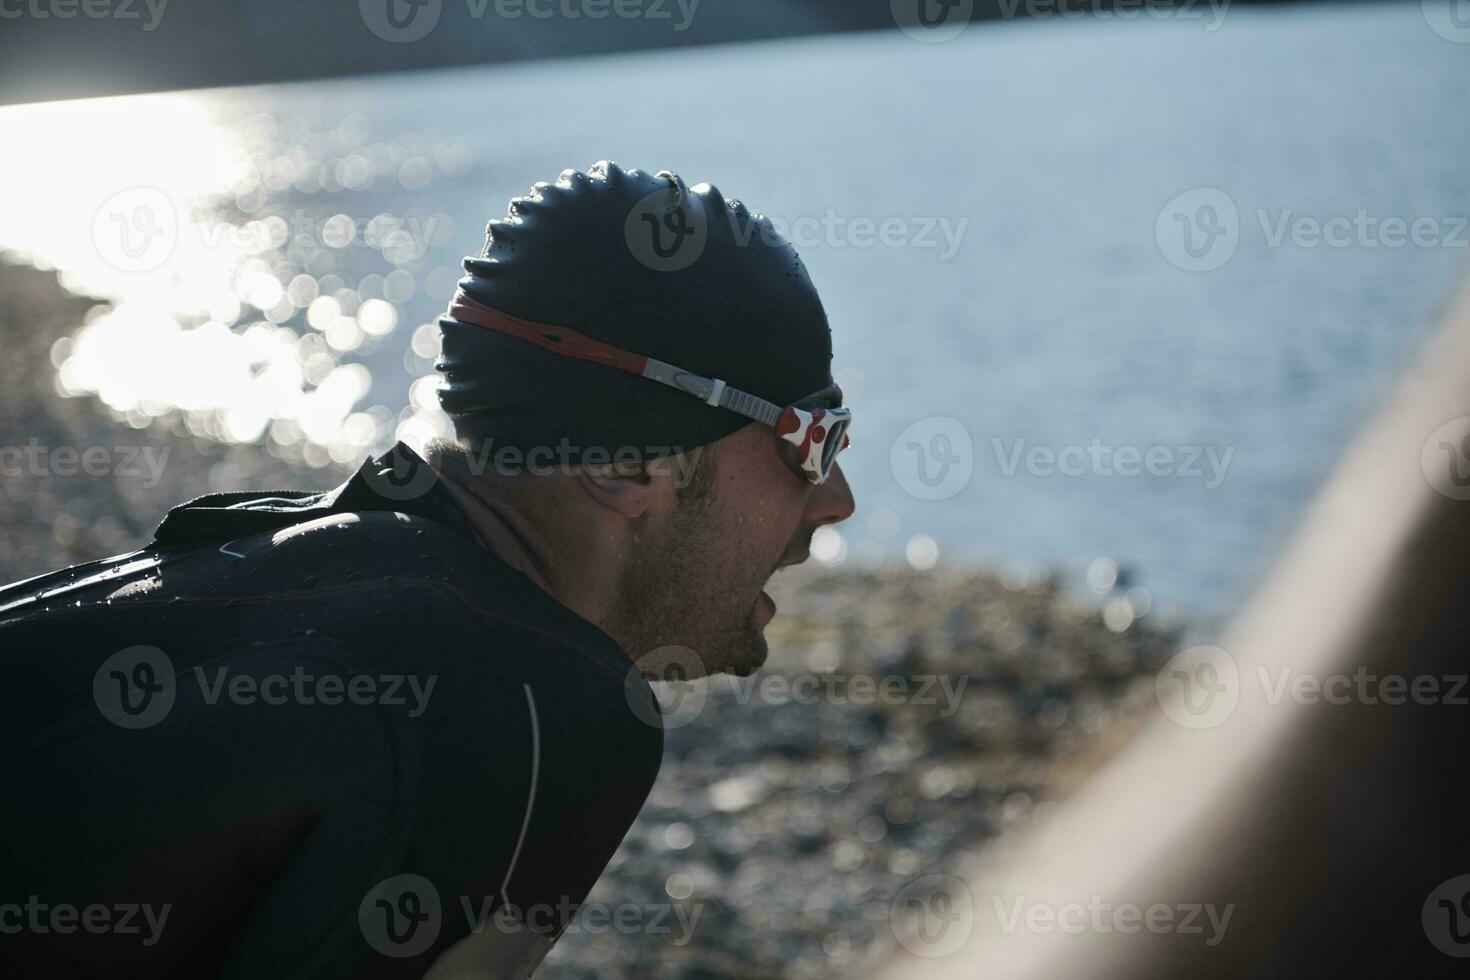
<box><xmin>0</xmin><ymin>162</ymin><xmax>854</xmax><ymax>978</ymax></box>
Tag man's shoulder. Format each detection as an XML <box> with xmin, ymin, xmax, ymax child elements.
<box><xmin>238</xmin><ymin>509</ymin><xmax>649</xmax><ymax>702</ymax></box>
<box><xmin>259</xmin><ymin>511</ymin><xmax>667</xmax><ymax>764</ymax></box>
<box><xmin>227</xmin><ymin>506</ymin><xmax>511</xmax><ymax>611</ymax></box>
<box><xmin>0</xmin><ymin>505</ymin><xmax>662</xmax><ymax>747</ymax></box>
<box><xmin>254</xmin><ymin>504</ymin><xmax>474</xmax><ymax>555</ymax></box>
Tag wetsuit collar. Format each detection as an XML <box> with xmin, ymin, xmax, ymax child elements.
<box><xmin>152</xmin><ymin>443</ymin><xmax>472</xmax><ymax>549</ymax></box>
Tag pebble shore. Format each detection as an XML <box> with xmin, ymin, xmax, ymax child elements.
<box><xmin>544</xmin><ymin>565</ymin><xmax>1186</xmax><ymax>978</ymax></box>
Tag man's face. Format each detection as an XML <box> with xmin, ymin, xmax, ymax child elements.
<box><xmin>609</xmin><ymin>422</ymin><xmax>856</xmax><ymax>677</ymax></box>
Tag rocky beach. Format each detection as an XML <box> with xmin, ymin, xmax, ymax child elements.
<box><xmin>1</xmin><ymin>256</ymin><xmax>1192</xmax><ymax>978</ymax></box>
<box><xmin>542</xmin><ymin>563</ymin><xmax>1186</xmax><ymax>978</ymax></box>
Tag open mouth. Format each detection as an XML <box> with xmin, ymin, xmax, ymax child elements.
<box><xmin>777</xmin><ymin>551</ymin><xmax>811</xmax><ymax>571</ymax></box>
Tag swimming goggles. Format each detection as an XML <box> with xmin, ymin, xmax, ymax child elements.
<box><xmin>445</xmin><ymin>290</ymin><xmax>852</xmax><ymax>485</ymax></box>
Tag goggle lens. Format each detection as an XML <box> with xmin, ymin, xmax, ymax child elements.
<box><xmin>778</xmin><ymin>405</ymin><xmax>852</xmax><ymax>486</ymax></box>
<box><xmin>820</xmin><ymin>416</ymin><xmax>850</xmax><ymax>477</ymax></box>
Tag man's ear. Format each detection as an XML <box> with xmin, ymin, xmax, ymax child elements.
<box><xmin>574</xmin><ymin>457</ymin><xmax>669</xmax><ymax>519</ymax></box>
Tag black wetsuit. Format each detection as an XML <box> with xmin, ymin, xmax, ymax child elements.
<box><xmin>0</xmin><ymin>444</ymin><xmax>664</xmax><ymax>979</ymax></box>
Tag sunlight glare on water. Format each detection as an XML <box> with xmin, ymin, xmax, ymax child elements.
<box><xmin>0</xmin><ymin>92</ymin><xmax>455</xmax><ymax>468</ymax></box>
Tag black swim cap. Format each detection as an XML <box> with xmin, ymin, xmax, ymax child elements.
<box><xmin>436</xmin><ymin>161</ymin><xmax>833</xmax><ymax>461</ymax></box>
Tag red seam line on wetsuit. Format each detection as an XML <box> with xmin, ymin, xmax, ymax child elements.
<box><xmin>41</xmin><ymin>578</ymin><xmax>632</xmax><ymax>685</ymax></box>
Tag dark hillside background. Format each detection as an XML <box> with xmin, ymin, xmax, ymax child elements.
<box><xmin>1</xmin><ymin>0</ymin><xmax>1352</xmax><ymax>106</ymax></box>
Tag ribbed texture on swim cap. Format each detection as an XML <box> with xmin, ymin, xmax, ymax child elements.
<box><xmin>436</xmin><ymin>161</ymin><xmax>832</xmax><ymax>460</ymax></box>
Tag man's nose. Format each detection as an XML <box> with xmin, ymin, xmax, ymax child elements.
<box><xmin>806</xmin><ymin>462</ymin><xmax>855</xmax><ymax>527</ymax></box>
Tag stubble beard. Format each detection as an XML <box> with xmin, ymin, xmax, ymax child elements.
<box><xmin>604</xmin><ymin>498</ymin><xmax>770</xmax><ymax>679</ymax></box>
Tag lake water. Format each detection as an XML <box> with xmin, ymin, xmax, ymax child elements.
<box><xmin>2</xmin><ymin>1</ymin><xmax>1468</xmax><ymax>616</ymax></box>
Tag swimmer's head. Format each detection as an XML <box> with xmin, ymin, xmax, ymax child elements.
<box><xmin>433</xmin><ymin>162</ymin><xmax>854</xmax><ymax>678</ymax></box>
<box><xmin>436</xmin><ymin>160</ymin><xmax>833</xmax><ymax>459</ymax></box>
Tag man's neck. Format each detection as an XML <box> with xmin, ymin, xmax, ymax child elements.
<box><xmin>428</xmin><ymin>448</ymin><xmax>620</xmax><ymax>633</ymax></box>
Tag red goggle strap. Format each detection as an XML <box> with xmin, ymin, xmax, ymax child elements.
<box><xmin>447</xmin><ymin>290</ymin><xmax>649</xmax><ymax>377</ymax></box>
<box><xmin>446</xmin><ymin>291</ymin><xmax>849</xmax><ymax>482</ymax></box>
<box><xmin>445</xmin><ymin>289</ymin><xmax>786</xmax><ymax>427</ymax></box>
